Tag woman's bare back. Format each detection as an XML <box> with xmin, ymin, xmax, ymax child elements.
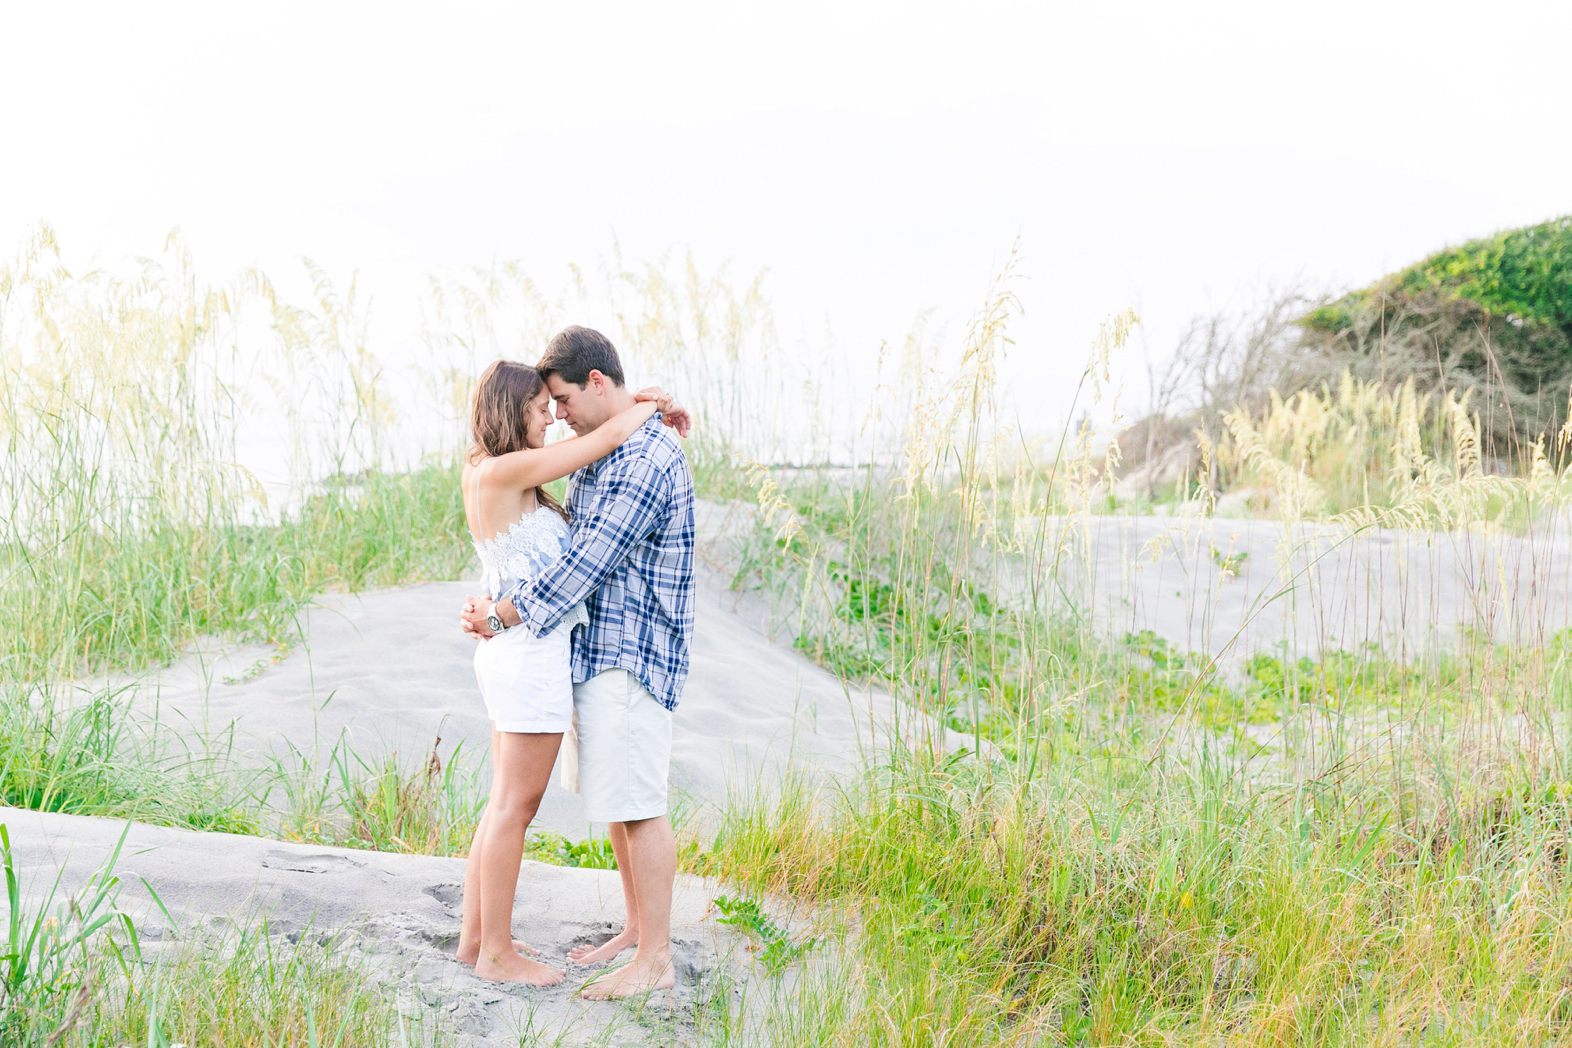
<box><xmin>463</xmin><ymin>460</ymin><xmax>541</xmax><ymax>545</ymax></box>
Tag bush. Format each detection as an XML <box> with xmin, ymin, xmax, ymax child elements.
<box><xmin>1299</xmin><ymin>215</ymin><xmax>1572</xmax><ymax>447</ymax></box>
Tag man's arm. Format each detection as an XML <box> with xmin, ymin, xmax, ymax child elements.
<box><xmin>503</xmin><ymin>453</ymin><xmax>674</xmax><ymax>636</ymax></box>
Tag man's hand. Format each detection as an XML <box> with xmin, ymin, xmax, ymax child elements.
<box><xmin>460</xmin><ymin>595</ymin><xmax>497</xmax><ymax>640</ymax></box>
<box><xmin>635</xmin><ymin>386</ymin><xmax>693</xmax><ymax>439</ymax></box>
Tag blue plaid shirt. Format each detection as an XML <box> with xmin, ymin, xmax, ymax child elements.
<box><xmin>505</xmin><ymin>415</ymin><xmax>695</xmax><ymax>710</ymax></box>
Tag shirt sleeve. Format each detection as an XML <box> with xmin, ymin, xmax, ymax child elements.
<box><xmin>504</xmin><ymin>451</ymin><xmax>672</xmax><ymax>636</ymax></box>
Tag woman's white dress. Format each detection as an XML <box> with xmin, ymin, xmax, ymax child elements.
<box><xmin>471</xmin><ymin>504</ymin><xmax>587</xmax><ymax>733</ymax></box>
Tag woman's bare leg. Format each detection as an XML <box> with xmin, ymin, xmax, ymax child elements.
<box><xmin>566</xmin><ymin>822</ymin><xmax>640</xmax><ymax>964</ymax></box>
<box><xmin>473</xmin><ymin>730</ymin><xmax>565</xmax><ymax>984</ymax></box>
<box><xmin>456</xmin><ymin>731</ymin><xmax>540</xmax><ymax>963</ymax></box>
<box><xmin>455</xmin><ymin>790</ymin><xmax>493</xmax><ymax>963</ymax></box>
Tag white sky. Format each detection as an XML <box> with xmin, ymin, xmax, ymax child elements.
<box><xmin>3</xmin><ymin>0</ymin><xmax>1569</xmax><ymax>431</ymax></box>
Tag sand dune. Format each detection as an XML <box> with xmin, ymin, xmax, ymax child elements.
<box><xmin>116</xmin><ymin>565</ymin><xmax>948</xmax><ymax>840</ymax></box>
<box><xmin>1038</xmin><ymin>514</ymin><xmax>1572</xmax><ymax>661</ymax></box>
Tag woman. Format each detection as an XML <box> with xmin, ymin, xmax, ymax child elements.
<box><xmin>452</xmin><ymin>359</ymin><xmax>684</xmax><ymax>985</ymax></box>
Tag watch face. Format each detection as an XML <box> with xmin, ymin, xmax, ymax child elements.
<box><xmin>487</xmin><ymin>613</ymin><xmax>504</xmax><ymax>632</ymax></box>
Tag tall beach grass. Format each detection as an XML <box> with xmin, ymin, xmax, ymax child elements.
<box><xmin>4</xmin><ymin>226</ymin><xmax>1572</xmax><ymax>1043</ymax></box>
<box><xmin>675</xmin><ymin>265</ymin><xmax>1572</xmax><ymax>1044</ymax></box>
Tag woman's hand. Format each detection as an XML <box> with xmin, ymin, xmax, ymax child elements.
<box><xmin>634</xmin><ymin>386</ymin><xmax>693</xmax><ymax>438</ymax></box>
<box><xmin>460</xmin><ymin>595</ymin><xmax>495</xmax><ymax>640</ymax></box>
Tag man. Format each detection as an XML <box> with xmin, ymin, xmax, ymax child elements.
<box><xmin>460</xmin><ymin>325</ymin><xmax>695</xmax><ymax>999</ymax></box>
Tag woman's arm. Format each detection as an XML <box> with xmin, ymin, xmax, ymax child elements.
<box><xmin>479</xmin><ymin>398</ymin><xmax>659</xmax><ymax>492</ymax></box>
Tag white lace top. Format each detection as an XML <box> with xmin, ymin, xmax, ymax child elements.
<box><xmin>474</xmin><ymin>504</ymin><xmax>588</xmax><ymax>636</ymax></box>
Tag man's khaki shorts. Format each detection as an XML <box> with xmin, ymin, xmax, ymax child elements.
<box><xmin>562</xmin><ymin>668</ymin><xmax>672</xmax><ymax>823</ymax></box>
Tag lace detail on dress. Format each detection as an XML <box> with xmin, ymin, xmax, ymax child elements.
<box><xmin>475</xmin><ymin>505</ymin><xmax>588</xmax><ymax>635</ymax></box>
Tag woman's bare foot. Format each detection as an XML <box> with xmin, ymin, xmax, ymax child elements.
<box><xmin>568</xmin><ymin>926</ymin><xmax>637</xmax><ymax>965</ymax></box>
<box><xmin>579</xmin><ymin>953</ymin><xmax>675</xmax><ymax>1000</ymax></box>
<box><xmin>475</xmin><ymin>949</ymin><xmax>565</xmax><ymax>986</ymax></box>
<box><xmin>457</xmin><ymin>939</ymin><xmax>539</xmax><ymax>965</ymax></box>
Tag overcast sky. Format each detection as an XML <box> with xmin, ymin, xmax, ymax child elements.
<box><xmin>3</xmin><ymin>0</ymin><xmax>1568</xmax><ymax>428</ymax></box>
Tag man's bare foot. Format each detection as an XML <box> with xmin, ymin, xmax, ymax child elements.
<box><xmin>568</xmin><ymin>927</ymin><xmax>637</xmax><ymax>965</ymax></box>
<box><xmin>579</xmin><ymin>954</ymin><xmax>676</xmax><ymax>1000</ymax></box>
<box><xmin>457</xmin><ymin>939</ymin><xmax>538</xmax><ymax>965</ymax></box>
<box><xmin>475</xmin><ymin>949</ymin><xmax>565</xmax><ymax>986</ymax></box>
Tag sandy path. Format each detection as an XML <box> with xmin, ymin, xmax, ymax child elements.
<box><xmin>117</xmin><ymin>571</ymin><xmax>950</xmax><ymax>840</ymax></box>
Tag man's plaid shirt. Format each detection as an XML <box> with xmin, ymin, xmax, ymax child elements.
<box><xmin>505</xmin><ymin>414</ymin><xmax>695</xmax><ymax>711</ymax></box>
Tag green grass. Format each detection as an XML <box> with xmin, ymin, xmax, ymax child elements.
<box><xmin>0</xmin><ymin>682</ymin><xmax>625</xmax><ymax>876</ymax></box>
<box><xmin>0</xmin><ymin>686</ymin><xmax>259</xmax><ymax>834</ymax></box>
<box><xmin>692</xmin><ymin>734</ymin><xmax>1572</xmax><ymax>1045</ymax></box>
<box><xmin>685</xmin><ymin>308</ymin><xmax>1572</xmax><ymax>1042</ymax></box>
<box><xmin>2</xmin><ymin>462</ymin><xmax>474</xmax><ymax>683</ymax></box>
<box><xmin>261</xmin><ymin>731</ymin><xmax>488</xmax><ymax>856</ymax></box>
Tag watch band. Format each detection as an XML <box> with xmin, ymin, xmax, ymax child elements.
<box><xmin>486</xmin><ymin>601</ymin><xmax>506</xmax><ymax>633</ymax></box>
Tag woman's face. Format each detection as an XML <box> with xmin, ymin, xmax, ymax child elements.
<box><xmin>524</xmin><ymin>388</ymin><xmax>553</xmax><ymax>449</ymax></box>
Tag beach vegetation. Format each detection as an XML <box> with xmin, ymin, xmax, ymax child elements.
<box><xmin>1301</xmin><ymin>216</ymin><xmax>1572</xmax><ymax>435</ymax></box>
<box><xmin>6</xmin><ymin>224</ymin><xmax>1572</xmax><ymax>1042</ymax></box>
<box><xmin>675</xmin><ymin>249</ymin><xmax>1572</xmax><ymax>1043</ymax></box>
<box><xmin>1132</xmin><ymin>216</ymin><xmax>1572</xmax><ymax>478</ymax></box>
<box><xmin>712</xmin><ymin>895</ymin><xmax>818</xmax><ymax>976</ymax></box>
<box><xmin>0</xmin><ymin>688</ymin><xmax>257</xmax><ymax>834</ymax></box>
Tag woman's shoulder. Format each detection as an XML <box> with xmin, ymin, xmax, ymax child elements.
<box><xmin>471</xmin><ymin>451</ymin><xmax>544</xmax><ymax>489</ymax></box>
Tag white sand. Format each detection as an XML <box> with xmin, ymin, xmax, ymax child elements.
<box><xmin>115</xmin><ymin>569</ymin><xmax>953</xmax><ymax>840</ymax></box>
<box><xmin>4</xmin><ymin>806</ymin><xmax>758</xmax><ymax>1044</ymax></box>
<box><xmin>1042</xmin><ymin>514</ymin><xmax>1572</xmax><ymax>663</ymax></box>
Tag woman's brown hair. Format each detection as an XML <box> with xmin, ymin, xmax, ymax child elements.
<box><xmin>467</xmin><ymin>359</ymin><xmax>569</xmax><ymax>522</ymax></box>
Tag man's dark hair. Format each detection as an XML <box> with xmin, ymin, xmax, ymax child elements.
<box><xmin>536</xmin><ymin>326</ymin><xmax>625</xmax><ymax>388</ymax></box>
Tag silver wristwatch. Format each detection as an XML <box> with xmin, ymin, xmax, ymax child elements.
<box><xmin>486</xmin><ymin>602</ymin><xmax>506</xmax><ymax>633</ymax></box>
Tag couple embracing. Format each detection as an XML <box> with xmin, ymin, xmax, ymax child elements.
<box><xmin>453</xmin><ymin>325</ymin><xmax>694</xmax><ymax>998</ymax></box>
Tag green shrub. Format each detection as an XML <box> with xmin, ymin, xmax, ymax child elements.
<box><xmin>1308</xmin><ymin>215</ymin><xmax>1572</xmax><ymax>334</ymax></box>
<box><xmin>1299</xmin><ymin>215</ymin><xmax>1572</xmax><ymax>443</ymax></box>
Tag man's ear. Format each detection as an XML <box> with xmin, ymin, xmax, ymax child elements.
<box><xmin>586</xmin><ymin>370</ymin><xmax>606</xmax><ymax>395</ymax></box>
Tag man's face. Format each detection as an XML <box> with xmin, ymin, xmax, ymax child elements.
<box><xmin>544</xmin><ymin>371</ymin><xmax>611</xmax><ymax>435</ymax></box>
